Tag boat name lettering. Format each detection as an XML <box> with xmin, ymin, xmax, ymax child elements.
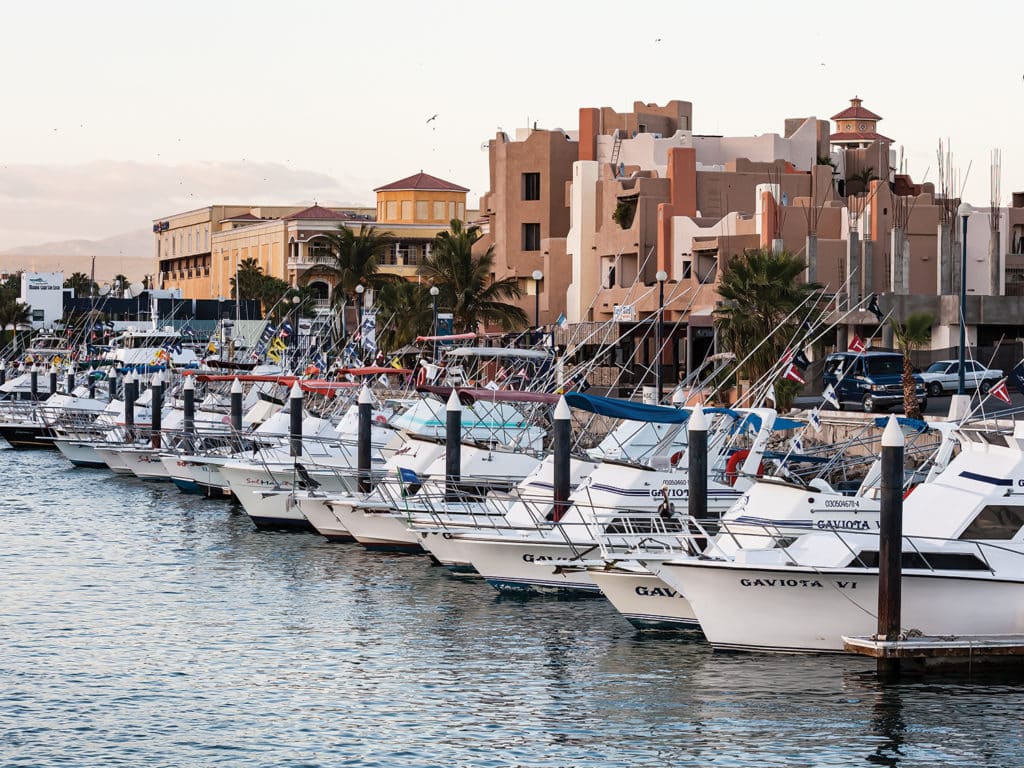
<box><xmin>522</xmin><ymin>554</ymin><xmax>557</xmax><ymax>563</ymax></box>
<box><xmin>815</xmin><ymin>519</ymin><xmax>873</xmax><ymax>530</ymax></box>
<box><xmin>740</xmin><ymin>578</ymin><xmax>825</xmax><ymax>588</ymax></box>
<box><xmin>245</xmin><ymin>477</ymin><xmax>285</xmax><ymax>488</ymax></box>
<box><xmin>823</xmin><ymin>499</ymin><xmax>860</xmax><ymax>509</ymax></box>
<box><xmin>634</xmin><ymin>585</ymin><xmax>684</xmax><ymax>599</ymax></box>
<box><xmin>649</xmin><ymin>487</ymin><xmax>689</xmax><ymax>499</ymax></box>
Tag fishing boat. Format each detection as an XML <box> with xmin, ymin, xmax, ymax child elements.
<box><xmin>650</xmin><ymin>418</ymin><xmax>1024</xmax><ymax>653</ymax></box>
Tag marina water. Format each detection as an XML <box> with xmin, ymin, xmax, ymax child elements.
<box><xmin>3</xmin><ymin>450</ymin><xmax>1023</xmax><ymax>767</ymax></box>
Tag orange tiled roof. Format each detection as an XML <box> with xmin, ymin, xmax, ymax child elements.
<box><xmin>374</xmin><ymin>172</ymin><xmax>469</xmax><ymax>193</ymax></box>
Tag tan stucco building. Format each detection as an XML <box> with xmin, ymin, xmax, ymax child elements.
<box><xmin>154</xmin><ymin>171</ymin><xmax>473</xmax><ymax>306</ymax></box>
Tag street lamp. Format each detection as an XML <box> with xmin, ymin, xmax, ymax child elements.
<box><xmin>532</xmin><ymin>269</ymin><xmax>543</xmax><ymax>345</ymax></box>
<box><xmin>429</xmin><ymin>285</ymin><xmax>440</xmax><ymax>361</ymax></box>
<box><xmin>655</xmin><ymin>270</ymin><xmax>668</xmax><ymax>399</ymax></box>
<box><xmin>957</xmin><ymin>202</ymin><xmax>972</xmax><ymax>396</ymax></box>
<box><xmin>355</xmin><ymin>284</ymin><xmax>365</xmax><ymax>344</ymax></box>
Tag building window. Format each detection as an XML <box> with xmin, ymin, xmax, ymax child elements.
<box><xmin>522</xmin><ymin>172</ymin><xmax>541</xmax><ymax>201</ymax></box>
<box><xmin>32</xmin><ymin>309</ymin><xmax>44</xmax><ymax>322</ymax></box>
<box><xmin>387</xmin><ymin>201</ymin><xmax>398</xmax><ymax>220</ymax></box>
<box><xmin>415</xmin><ymin>200</ymin><xmax>429</xmax><ymax>221</ymax></box>
<box><xmin>457</xmin><ymin>202</ymin><xmax>464</xmax><ymax>220</ymax></box>
<box><xmin>433</xmin><ymin>201</ymin><xmax>445</xmax><ymax>220</ymax></box>
<box><xmin>449</xmin><ymin>202</ymin><xmax>456</xmax><ymax>220</ymax></box>
<box><xmin>523</xmin><ymin>223</ymin><xmax>541</xmax><ymax>251</ymax></box>
<box><xmin>401</xmin><ymin>200</ymin><xmax>413</xmax><ymax>221</ymax></box>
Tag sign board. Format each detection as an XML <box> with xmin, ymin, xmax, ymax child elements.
<box><xmin>612</xmin><ymin>304</ymin><xmax>636</xmax><ymax>323</ymax></box>
<box><xmin>20</xmin><ymin>272</ymin><xmax>64</xmax><ymax>329</ymax></box>
<box><xmin>437</xmin><ymin>312</ymin><xmax>454</xmax><ymax>338</ymax></box>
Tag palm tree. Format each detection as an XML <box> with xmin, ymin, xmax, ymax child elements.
<box><xmin>890</xmin><ymin>312</ymin><xmax>932</xmax><ymax>419</ymax></box>
<box><xmin>0</xmin><ymin>295</ymin><xmax>31</xmax><ymax>349</ymax></box>
<box><xmin>303</xmin><ymin>224</ymin><xmax>397</xmax><ymax>336</ymax></box>
<box><xmin>230</xmin><ymin>257</ymin><xmax>264</xmax><ymax>302</ymax></box>
<box><xmin>113</xmin><ymin>273</ymin><xmax>129</xmax><ymax>298</ymax></box>
<box><xmin>419</xmin><ymin>219</ymin><xmax>527</xmax><ymax>333</ymax></box>
<box><xmin>714</xmin><ymin>249</ymin><xmax>821</xmax><ymax>405</ymax></box>
<box><xmin>64</xmin><ymin>272</ymin><xmax>94</xmax><ymax>298</ymax></box>
<box><xmin>847</xmin><ymin>166</ymin><xmax>877</xmax><ymax>197</ymax></box>
<box><xmin>373</xmin><ymin>281</ymin><xmax>435</xmax><ymax>351</ymax></box>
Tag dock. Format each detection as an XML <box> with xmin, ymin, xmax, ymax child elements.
<box><xmin>844</xmin><ymin>634</ymin><xmax>1024</xmax><ymax>671</ymax></box>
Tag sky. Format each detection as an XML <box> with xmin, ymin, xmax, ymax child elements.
<box><xmin>0</xmin><ymin>0</ymin><xmax>1021</xmax><ymax>251</ymax></box>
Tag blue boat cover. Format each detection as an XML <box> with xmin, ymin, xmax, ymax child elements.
<box><xmin>563</xmin><ymin>392</ymin><xmax>690</xmax><ymax>424</ymax></box>
<box><xmin>563</xmin><ymin>394</ymin><xmax>804</xmax><ymax>431</ymax></box>
<box><xmin>873</xmin><ymin>416</ymin><xmax>929</xmax><ymax>433</ymax></box>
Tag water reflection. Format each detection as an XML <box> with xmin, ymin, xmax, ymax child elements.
<box><xmin>3</xmin><ymin>450</ymin><xmax>1024</xmax><ymax>766</ymax></box>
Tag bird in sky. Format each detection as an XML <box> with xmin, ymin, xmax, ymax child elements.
<box><xmin>426</xmin><ymin>114</ymin><xmax>439</xmax><ymax>123</ymax></box>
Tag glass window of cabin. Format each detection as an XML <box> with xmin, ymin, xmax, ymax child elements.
<box><xmin>959</xmin><ymin>505</ymin><xmax>1024</xmax><ymax>540</ymax></box>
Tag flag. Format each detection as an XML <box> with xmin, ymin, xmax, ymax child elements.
<box><xmin>783</xmin><ymin>364</ymin><xmax>805</xmax><ymax>385</ymax></box>
<box><xmin>207</xmin><ymin>340</ymin><xmax>218</xmax><ymax>355</ymax></box>
<box><xmin>311</xmin><ymin>347</ymin><xmax>327</xmax><ymax>372</ymax></box>
<box><xmin>991</xmin><ymin>378</ymin><xmax>1012</xmax><ymax>404</ymax></box>
<box><xmin>1011</xmin><ymin>362</ymin><xmax>1024</xmax><ymax>397</ymax></box>
<box><xmin>867</xmin><ymin>294</ymin><xmax>884</xmax><ymax>323</ymax></box>
<box><xmin>808</xmin><ymin>408</ymin><xmax>822</xmax><ymax>433</ymax></box>
<box><xmin>360</xmin><ymin>312</ymin><xmax>377</xmax><ymax>354</ymax></box>
<box><xmin>484</xmin><ymin>380</ymin><xmax>500</xmax><ymax>391</ymax></box>
<box><xmin>556</xmin><ymin>313</ymin><xmax>567</xmax><ymax>329</ymax></box>
<box><xmin>267</xmin><ymin>336</ymin><xmax>287</xmax><ymax>363</ymax></box>
<box><xmin>279</xmin><ymin>322</ymin><xmax>293</xmax><ymax>339</ymax></box>
<box><xmin>790</xmin><ymin>436</ymin><xmax>804</xmax><ymax>454</ymax></box>
<box><xmin>849</xmin><ymin>335</ymin><xmax>867</xmax><ymax>353</ymax></box>
<box><xmin>390</xmin><ymin>356</ymin><xmax>404</xmax><ymax>370</ymax></box>
<box><xmin>822</xmin><ymin>384</ymin><xmax>839</xmax><ymax>408</ymax></box>
<box><xmin>782</xmin><ymin>348</ymin><xmax>810</xmax><ymax>370</ymax></box>
<box><xmin>398</xmin><ymin>466</ymin><xmax>421</xmax><ymax>496</ymax></box>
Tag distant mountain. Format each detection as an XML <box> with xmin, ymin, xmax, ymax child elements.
<box><xmin>0</xmin><ymin>229</ymin><xmax>153</xmax><ymax>281</ymax></box>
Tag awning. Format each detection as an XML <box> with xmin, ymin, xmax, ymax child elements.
<box><xmin>563</xmin><ymin>392</ymin><xmax>690</xmax><ymax>424</ymax></box>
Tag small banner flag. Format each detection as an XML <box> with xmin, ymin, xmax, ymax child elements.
<box><xmin>783</xmin><ymin>364</ymin><xmax>806</xmax><ymax>385</ymax></box>
<box><xmin>991</xmin><ymin>378</ymin><xmax>1012</xmax><ymax>404</ymax></box>
<box><xmin>822</xmin><ymin>384</ymin><xmax>839</xmax><ymax>408</ymax></box>
<box><xmin>849</xmin><ymin>335</ymin><xmax>867</xmax><ymax>353</ymax></box>
<box><xmin>808</xmin><ymin>408</ymin><xmax>822</xmax><ymax>433</ymax></box>
<box><xmin>867</xmin><ymin>294</ymin><xmax>884</xmax><ymax>323</ymax></box>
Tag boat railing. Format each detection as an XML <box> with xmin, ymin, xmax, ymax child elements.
<box><xmin>699</xmin><ymin>520</ymin><xmax>1024</xmax><ymax>577</ymax></box>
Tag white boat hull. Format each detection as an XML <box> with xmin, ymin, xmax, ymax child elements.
<box><xmin>53</xmin><ymin>439</ymin><xmax>107</xmax><ymax>468</ymax></box>
<box><xmin>455</xmin><ymin>535</ymin><xmax>600</xmax><ymax>594</ymax></box>
<box><xmin>123</xmin><ymin>448</ymin><xmax>171</xmax><ymax>480</ymax></box>
<box><xmin>328</xmin><ymin>501</ymin><xmax>422</xmax><ymax>552</ymax></box>
<box><xmin>93</xmin><ymin>446</ymin><xmax>137</xmax><ymax>475</ymax></box>
<box><xmin>297</xmin><ymin>494</ymin><xmax>353</xmax><ymax>541</ymax></box>
<box><xmin>416</xmin><ymin>529</ymin><xmax>478</xmax><ymax>574</ymax></box>
<box><xmin>587</xmin><ymin>566</ymin><xmax>698</xmax><ymax>630</ymax></box>
<box><xmin>654</xmin><ymin>560</ymin><xmax>1024</xmax><ymax>653</ymax></box>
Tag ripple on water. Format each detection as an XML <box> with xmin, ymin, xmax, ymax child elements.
<box><xmin>2</xmin><ymin>450</ymin><xmax>1024</xmax><ymax>766</ymax></box>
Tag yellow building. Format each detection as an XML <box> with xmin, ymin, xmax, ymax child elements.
<box><xmin>155</xmin><ymin>172</ymin><xmax>472</xmax><ymax>304</ymax></box>
<box><xmin>155</xmin><ymin>205</ymin><xmax>308</xmax><ymax>298</ymax></box>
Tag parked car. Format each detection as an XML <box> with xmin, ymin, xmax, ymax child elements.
<box><xmin>917</xmin><ymin>359</ymin><xmax>1003</xmax><ymax>397</ymax></box>
<box><xmin>822</xmin><ymin>351</ymin><xmax>927</xmax><ymax>413</ymax></box>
